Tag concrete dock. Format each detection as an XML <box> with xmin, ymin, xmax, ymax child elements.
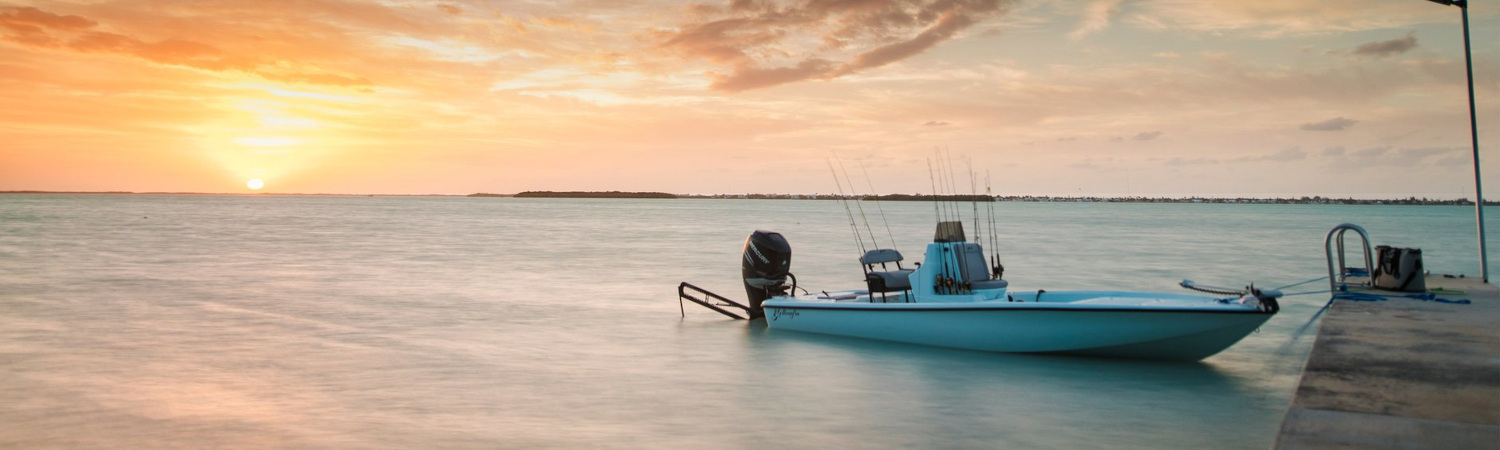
<box><xmin>1274</xmin><ymin>275</ymin><xmax>1500</xmax><ymax>449</ymax></box>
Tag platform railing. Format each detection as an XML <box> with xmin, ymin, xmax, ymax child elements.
<box><xmin>1326</xmin><ymin>223</ymin><xmax>1374</xmax><ymax>293</ymax></box>
<box><xmin>678</xmin><ymin>282</ymin><xmax>750</xmax><ymax>320</ymax></box>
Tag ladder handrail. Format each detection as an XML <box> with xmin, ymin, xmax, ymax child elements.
<box><xmin>678</xmin><ymin>282</ymin><xmax>750</xmax><ymax>320</ymax></box>
<box><xmin>1326</xmin><ymin>223</ymin><xmax>1374</xmax><ymax>293</ymax></box>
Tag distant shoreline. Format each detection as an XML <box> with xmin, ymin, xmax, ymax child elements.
<box><xmin>0</xmin><ymin>191</ymin><xmax>458</xmax><ymax>197</ymax></box>
<box><xmin>501</xmin><ymin>191</ymin><xmax>676</xmax><ymax>199</ymax></box>
<box><xmin>3</xmin><ymin>190</ymin><xmax>1494</xmax><ymax>206</ymax></box>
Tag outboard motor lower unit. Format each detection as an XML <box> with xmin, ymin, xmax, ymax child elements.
<box><xmin>742</xmin><ymin>230</ymin><xmax>792</xmax><ymax>319</ymax></box>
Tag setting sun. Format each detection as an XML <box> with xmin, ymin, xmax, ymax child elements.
<box><xmin>246</xmin><ymin>178</ymin><xmax>264</xmax><ymax>190</ymax></box>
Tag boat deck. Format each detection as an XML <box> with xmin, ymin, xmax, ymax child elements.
<box><xmin>1273</xmin><ymin>274</ymin><xmax>1500</xmax><ymax>449</ymax></box>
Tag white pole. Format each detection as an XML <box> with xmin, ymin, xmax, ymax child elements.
<box><xmin>1458</xmin><ymin>3</ymin><xmax>1488</xmax><ymax>283</ymax></box>
<box><xmin>1430</xmin><ymin>0</ymin><xmax>1488</xmax><ymax>282</ymax></box>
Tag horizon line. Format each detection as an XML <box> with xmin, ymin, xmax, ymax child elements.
<box><xmin>1</xmin><ymin>190</ymin><xmax>1490</xmax><ymax>203</ymax></box>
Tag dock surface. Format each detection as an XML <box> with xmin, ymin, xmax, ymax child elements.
<box><xmin>1274</xmin><ymin>275</ymin><xmax>1500</xmax><ymax>449</ymax></box>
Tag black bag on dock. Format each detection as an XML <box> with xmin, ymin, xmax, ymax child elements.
<box><xmin>1373</xmin><ymin>245</ymin><xmax>1425</xmax><ymax>293</ymax></box>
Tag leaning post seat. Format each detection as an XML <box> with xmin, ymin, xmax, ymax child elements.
<box><xmin>955</xmin><ymin>243</ymin><xmax>1008</xmax><ymax>290</ymax></box>
<box><xmin>861</xmin><ymin>249</ymin><xmax>915</xmax><ymax>292</ymax></box>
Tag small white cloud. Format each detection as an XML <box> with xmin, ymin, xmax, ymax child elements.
<box><xmin>1070</xmin><ymin>0</ymin><xmax>1124</xmax><ymax>40</ymax></box>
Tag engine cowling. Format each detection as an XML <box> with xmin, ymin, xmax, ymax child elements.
<box><xmin>742</xmin><ymin>230</ymin><xmax>791</xmax><ymax>319</ymax></box>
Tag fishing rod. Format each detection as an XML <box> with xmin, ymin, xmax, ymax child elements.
<box><xmin>926</xmin><ymin>156</ymin><xmax>959</xmax><ymax>294</ymax></box>
<box><xmin>944</xmin><ymin>149</ymin><xmax>960</xmax><ymax>226</ymax></box>
<box><xmin>827</xmin><ymin>158</ymin><xmax>867</xmax><ymax>258</ymax></box>
<box><xmin>860</xmin><ymin>161</ymin><xmax>899</xmax><ymax>252</ymax></box>
<box><xmin>986</xmin><ymin>171</ymin><xmax>1004</xmax><ymax>279</ymax></box>
<box><xmin>943</xmin><ymin>148</ymin><xmax>970</xmax><ymax>293</ymax></box>
<box><xmin>970</xmin><ymin>163</ymin><xmax>990</xmax><ymax>284</ymax></box>
<box><xmin>967</xmin><ymin>159</ymin><xmax>979</xmax><ymax>250</ymax></box>
<box><xmin>933</xmin><ymin>148</ymin><xmax>951</xmax><ymax>225</ymax></box>
<box><xmin>833</xmin><ymin>153</ymin><xmax>880</xmax><ymax>249</ymax></box>
<box><xmin>926</xmin><ymin>158</ymin><xmax>942</xmax><ymax>225</ymax></box>
<box><xmin>944</xmin><ymin>148</ymin><xmax>963</xmax><ymax>231</ymax></box>
<box><xmin>933</xmin><ymin>149</ymin><xmax>948</xmax><ymax>224</ymax></box>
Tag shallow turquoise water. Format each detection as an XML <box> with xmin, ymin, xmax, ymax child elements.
<box><xmin>0</xmin><ymin>195</ymin><xmax>1491</xmax><ymax>448</ymax></box>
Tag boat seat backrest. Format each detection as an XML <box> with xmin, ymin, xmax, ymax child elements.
<box><xmin>860</xmin><ymin>248</ymin><xmax>904</xmax><ymax>265</ymax></box>
<box><xmin>864</xmin><ymin>249</ymin><xmax>911</xmax><ymax>293</ymax></box>
<box><xmin>955</xmin><ymin>243</ymin><xmax>991</xmax><ymax>282</ymax></box>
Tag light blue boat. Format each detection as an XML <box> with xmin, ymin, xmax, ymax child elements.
<box><xmin>740</xmin><ymin>222</ymin><xmax>1279</xmax><ymax>361</ymax></box>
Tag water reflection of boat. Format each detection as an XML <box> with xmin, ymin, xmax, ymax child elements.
<box><xmin>731</xmin><ymin>319</ymin><xmax>1281</xmax><ymax>449</ymax></box>
<box><xmin>735</xmin><ymin>221</ymin><xmax>1279</xmax><ymax>361</ymax></box>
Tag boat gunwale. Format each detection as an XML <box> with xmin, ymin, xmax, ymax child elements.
<box><xmin>760</xmin><ymin>302</ymin><xmax>1274</xmax><ymax>315</ymax></box>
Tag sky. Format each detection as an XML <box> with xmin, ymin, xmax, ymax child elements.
<box><xmin>1</xmin><ymin>0</ymin><xmax>1497</xmax><ymax>198</ymax></box>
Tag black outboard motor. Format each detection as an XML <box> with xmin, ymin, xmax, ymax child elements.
<box><xmin>742</xmin><ymin>230</ymin><xmax>792</xmax><ymax>319</ymax></box>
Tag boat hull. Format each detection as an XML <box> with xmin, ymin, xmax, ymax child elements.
<box><xmin>760</xmin><ymin>302</ymin><xmax>1273</xmax><ymax>361</ymax></box>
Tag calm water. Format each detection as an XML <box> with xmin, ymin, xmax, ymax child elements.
<box><xmin>1</xmin><ymin>195</ymin><xmax>1493</xmax><ymax>449</ymax></box>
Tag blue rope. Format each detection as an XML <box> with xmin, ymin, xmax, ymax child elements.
<box><xmin>1278</xmin><ymin>284</ymin><xmax>1468</xmax><ymax>357</ymax></box>
<box><xmin>1276</xmin><ymin>276</ymin><xmax>1468</xmax><ymax>357</ymax></box>
<box><xmin>1332</xmin><ymin>292</ymin><xmax>1471</xmax><ymax>304</ymax></box>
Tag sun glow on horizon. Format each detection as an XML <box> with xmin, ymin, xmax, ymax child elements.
<box><xmin>246</xmin><ymin>178</ymin><xmax>264</xmax><ymax>190</ymax></box>
<box><xmin>234</xmin><ymin>137</ymin><xmax>303</xmax><ymax>147</ymax></box>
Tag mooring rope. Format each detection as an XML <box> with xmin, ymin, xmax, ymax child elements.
<box><xmin>1281</xmin><ymin>289</ymin><xmax>1331</xmax><ymax>297</ymax></box>
<box><xmin>1274</xmin><ymin>276</ymin><xmax>1329</xmax><ymax>291</ymax></box>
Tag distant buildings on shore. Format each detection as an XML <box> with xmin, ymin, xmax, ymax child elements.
<box><xmin>992</xmin><ymin>195</ymin><xmax>1493</xmax><ymax>206</ymax></box>
<box><xmin>672</xmin><ymin>193</ymin><xmax>1494</xmax><ymax>206</ymax></box>
<box><xmin>477</xmin><ymin>191</ymin><xmax>676</xmax><ymax>199</ymax></box>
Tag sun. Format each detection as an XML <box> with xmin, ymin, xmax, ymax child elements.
<box><xmin>246</xmin><ymin>178</ymin><xmax>265</xmax><ymax>190</ymax></box>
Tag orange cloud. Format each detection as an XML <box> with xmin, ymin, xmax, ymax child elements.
<box><xmin>661</xmin><ymin>0</ymin><xmax>1014</xmax><ymax>92</ymax></box>
<box><xmin>435</xmin><ymin>3</ymin><xmax>462</xmax><ymax>16</ymax></box>
<box><xmin>709</xmin><ymin>58</ymin><xmax>836</xmax><ymax>92</ymax></box>
<box><xmin>0</xmin><ymin>6</ymin><xmax>95</xmax><ymax>47</ymax></box>
<box><xmin>0</xmin><ymin>5</ymin><xmax>369</xmax><ymax>87</ymax></box>
<box><xmin>836</xmin><ymin>8</ymin><xmax>980</xmax><ymax>75</ymax></box>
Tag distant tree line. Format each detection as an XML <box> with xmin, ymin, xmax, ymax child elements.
<box><xmin>995</xmin><ymin>195</ymin><xmax>1497</xmax><ymax>206</ymax></box>
<box><xmin>508</xmin><ymin>191</ymin><xmax>677</xmax><ymax>199</ymax></box>
<box><xmin>7</xmin><ymin>191</ymin><xmax>1493</xmax><ymax>206</ymax></box>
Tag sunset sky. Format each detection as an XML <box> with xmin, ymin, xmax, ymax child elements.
<box><xmin>1</xmin><ymin>0</ymin><xmax>1496</xmax><ymax>197</ymax></box>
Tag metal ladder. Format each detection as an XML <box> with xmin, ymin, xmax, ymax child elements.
<box><xmin>1325</xmin><ymin>223</ymin><xmax>1374</xmax><ymax>293</ymax></box>
<box><xmin>678</xmin><ymin>282</ymin><xmax>750</xmax><ymax>320</ymax></box>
